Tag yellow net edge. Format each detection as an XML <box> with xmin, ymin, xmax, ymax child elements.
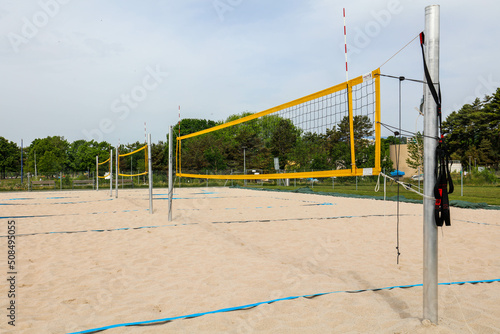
<box><xmin>116</xmin><ymin>144</ymin><xmax>149</xmax><ymax>177</ymax></box>
<box><xmin>118</xmin><ymin>171</ymin><xmax>148</xmax><ymax>177</ymax></box>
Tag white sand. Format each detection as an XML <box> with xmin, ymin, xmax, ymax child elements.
<box><xmin>0</xmin><ymin>187</ymin><xmax>499</xmax><ymax>333</ymax></box>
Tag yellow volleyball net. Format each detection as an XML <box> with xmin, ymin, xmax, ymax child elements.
<box><xmin>97</xmin><ymin>156</ymin><xmax>111</xmax><ymax>179</ymax></box>
<box><xmin>118</xmin><ymin>144</ymin><xmax>149</xmax><ymax>177</ymax></box>
<box><xmin>176</xmin><ymin>68</ymin><xmax>381</xmax><ymax>180</ymax></box>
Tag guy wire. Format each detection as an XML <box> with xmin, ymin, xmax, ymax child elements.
<box><xmin>379</xmin><ymin>33</ymin><xmax>420</xmax><ymax>68</ymax></box>
<box><xmin>396</xmin><ymin>77</ymin><xmax>403</xmax><ymax>264</ymax></box>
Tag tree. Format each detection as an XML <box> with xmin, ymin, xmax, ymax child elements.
<box><xmin>442</xmin><ymin>88</ymin><xmax>500</xmax><ymax>168</ymax></box>
<box><xmin>0</xmin><ymin>137</ymin><xmax>20</xmax><ymax>179</ymax></box>
<box><xmin>323</xmin><ymin>115</ymin><xmax>374</xmax><ymax>170</ymax></box>
<box><xmin>406</xmin><ymin>132</ymin><xmax>424</xmax><ymax>172</ymax></box>
<box><xmin>269</xmin><ymin>119</ymin><xmax>299</xmax><ymax>169</ymax></box>
<box><xmin>151</xmin><ymin>141</ymin><xmax>168</xmax><ymax>171</ymax></box>
<box><xmin>380</xmin><ymin>138</ymin><xmax>395</xmax><ymax>173</ymax></box>
<box><xmin>173</xmin><ymin>118</ymin><xmax>218</xmax><ymax>137</ymax></box>
<box><xmin>68</xmin><ymin>140</ymin><xmax>111</xmax><ymax>173</ymax></box>
<box><xmin>27</xmin><ymin>136</ymin><xmax>69</xmax><ymax>175</ymax></box>
<box><xmin>289</xmin><ymin>132</ymin><xmax>327</xmax><ymax>171</ymax></box>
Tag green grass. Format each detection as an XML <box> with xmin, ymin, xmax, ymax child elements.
<box><xmin>2</xmin><ymin>175</ymin><xmax>499</xmax><ymax>207</ymax></box>
<box><xmin>243</xmin><ymin>180</ymin><xmax>500</xmax><ymax>207</ymax></box>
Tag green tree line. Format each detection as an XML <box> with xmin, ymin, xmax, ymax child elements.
<box><xmin>1</xmin><ymin>87</ymin><xmax>499</xmax><ymax>179</ymax></box>
<box><xmin>405</xmin><ymin>87</ymin><xmax>500</xmax><ymax>172</ymax></box>
<box><xmin>0</xmin><ymin>136</ymin><xmax>170</xmax><ymax>178</ymax></box>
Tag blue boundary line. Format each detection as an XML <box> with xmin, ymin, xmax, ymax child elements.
<box><xmin>455</xmin><ymin>219</ymin><xmax>500</xmax><ymax>227</ymax></box>
<box><xmin>177</xmin><ymin>202</ymin><xmax>335</xmax><ymax>211</ymax></box>
<box><xmin>0</xmin><ymin>214</ymin><xmax>407</xmax><ymax>238</ymax></box>
<box><xmin>68</xmin><ymin>279</ymin><xmax>500</xmax><ymax>334</ymax></box>
<box><xmin>0</xmin><ymin>209</ymin><xmax>145</xmax><ymax>223</ymax></box>
<box><xmin>0</xmin><ymin>198</ymin><xmax>113</xmax><ymax>206</ymax></box>
<box><xmin>0</xmin><ymin>221</ymin><xmax>196</xmax><ymax>237</ymax></box>
<box><xmin>4</xmin><ymin>213</ymin><xmax>497</xmax><ymax>238</ymax></box>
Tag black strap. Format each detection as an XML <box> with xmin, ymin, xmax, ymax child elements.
<box><xmin>420</xmin><ymin>32</ymin><xmax>453</xmax><ymax>227</ymax></box>
<box><xmin>434</xmin><ymin>145</ymin><xmax>453</xmax><ymax>226</ymax></box>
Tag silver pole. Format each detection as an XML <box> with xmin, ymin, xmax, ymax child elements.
<box><xmin>461</xmin><ymin>165</ymin><xmax>463</xmax><ymax>197</ymax></box>
<box><xmin>21</xmin><ymin>139</ymin><xmax>23</xmax><ymax>185</ymax></box>
<box><xmin>423</xmin><ymin>4</ymin><xmax>440</xmax><ymax>325</ymax></box>
<box><xmin>384</xmin><ymin>174</ymin><xmax>386</xmax><ymax>201</ymax></box>
<box><xmin>168</xmin><ymin>126</ymin><xmax>174</xmax><ymax>221</ymax></box>
<box><xmin>115</xmin><ymin>146</ymin><xmax>118</xmax><ymax>198</ymax></box>
<box><xmin>148</xmin><ymin>134</ymin><xmax>153</xmax><ymax>214</ymax></box>
<box><xmin>243</xmin><ymin>147</ymin><xmax>247</xmax><ymax>187</ymax></box>
<box><xmin>96</xmin><ymin>156</ymin><xmax>98</xmax><ymax>191</ymax></box>
<box><xmin>110</xmin><ymin>149</ymin><xmax>113</xmax><ymax>197</ymax></box>
<box><xmin>417</xmin><ymin>166</ymin><xmax>420</xmax><ymax>190</ymax></box>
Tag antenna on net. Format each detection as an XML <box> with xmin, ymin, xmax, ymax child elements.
<box><xmin>343</xmin><ymin>8</ymin><xmax>349</xmax><ymax>82</ymax></box>
<box><xmin>178</xmin><ymin>105</ymin><xmax>181</xmax><ymax>137</ymax></box>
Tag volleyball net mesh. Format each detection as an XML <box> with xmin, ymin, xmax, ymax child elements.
<box><xmin>118</xmin><ymin>145</ymin><xmax>148</xmax><ymax>177</ymax></box>
<box><xmin>177</xmin><ymin>68</ymin><xmax>380</xmax><ymax>180</ymax></box>
<box><xmin>97</xmin><ymin>156</ymin><xmax>111</xmax><ymax>179</ymax></box>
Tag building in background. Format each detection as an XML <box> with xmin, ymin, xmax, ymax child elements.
<box><xmin>389</xmin><ymin>144</ymin><xmax>462</xmax><ymax>177</ymax></box>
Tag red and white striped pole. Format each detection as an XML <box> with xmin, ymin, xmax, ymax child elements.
<box><xmin>343</xmin><ymin>8</ymin><xmax>349</xmax><ymax>83</ymax></box>
<box><xmin>178</xmin><ymin>105</ymin><xmax>181</xmax><ymax>137</ymax></box>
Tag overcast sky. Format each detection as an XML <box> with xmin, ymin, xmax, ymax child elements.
<box><xmin>1</xmin><ymin>0</ymin><xmax>499</xmax><ymax>147</ymax></box>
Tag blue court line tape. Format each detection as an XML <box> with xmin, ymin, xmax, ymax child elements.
<box><xmin>155</xmin><ymin>197</ymin><xmax>224</xmax><ymax>200</ymax></box>
<box><xmin>0</xmin><ymin>214</ymin><xmax>54</xmax><ymax>219</ymax></box>
<box><xmin>210</xmin><ymin>213</ymin><xmax>416</xmax><ymax>225</ymax></box>
<box><xmin>0</xmin><ymin>214</ymin><xmax>410</xmax><ymax>237</ymax></box>
<box><xmin>152</xmin><ymin>191</ymin><xmax>218</xmax><ymax>196</ymax></box>
<box><xmin>1</xmin><ymin>196</ymin><xmax>73</xmax><ymax>201</ymax></box>
<box><xmin>4</xmin><ymin>214</ymin><xmax>496</xmax><ymax>238</ymax></box>
<box><xmin>455</xmin><ymin>219</ymin><xmax>499</xmax><ymax>227</ymax></box>
<box><xmin>0</xmin><ymin>221</ymin><xmax>196</xmax><ymax>237</ymax></box>
<box><xmin>68</xmin><ymin>279</ymin><xmax>500</xmax><ymax>334</ymax></box>
<box><xmin>0</xmin><ymin>209</ymin><xmax>143</xmax><ymax>222</ymax></box>
<box><xmin>0</xmin><ymin>198</ymin><xmax>113</xmax><ymax>206</ymax></box>
<box><xmin>178</xmin><ymin>202</ymin><xmax>335</xmax><ymax>212</ymax></box>
<box><xmin>153</xmin><ymin>194</ymin><xmax>333</xmax><ymax>206</ymax></box>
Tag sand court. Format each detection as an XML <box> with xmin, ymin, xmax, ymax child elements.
<box><xmin>0</xmin><ymin>187</ymin><xmax>499</xmax><ymax>333</ymax></box>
